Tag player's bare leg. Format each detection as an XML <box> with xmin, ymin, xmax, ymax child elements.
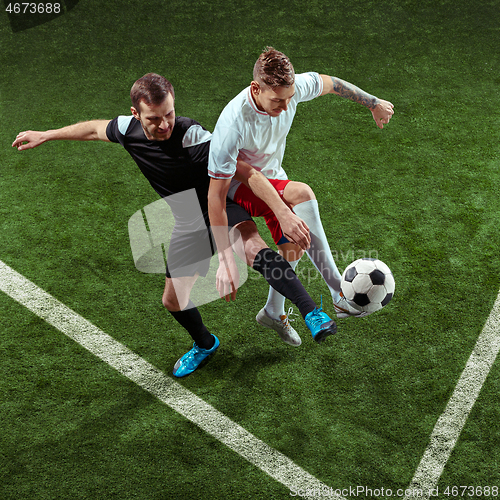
<box><xmin>162</xmin><ymin>275</ymin><xmax>220</xmax><ymax>377</ymax></box>
<box><xmin>162</xmin><ymin>275</ymin><xmax>198</xmax><ymax>312</ymax></box>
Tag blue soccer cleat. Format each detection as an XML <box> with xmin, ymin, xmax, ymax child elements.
<box><xmin>173</xmin><ymin>335</ymin><xmax>220</xmax><ymax>378</ymax></box>
<box><xmin>305</xmin><ymin>307</ymin><xmax>337</xmax><ymax>344</ymax></box>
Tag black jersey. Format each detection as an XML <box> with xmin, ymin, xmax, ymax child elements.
<box><xmin>106</xmin><ymin>115</ymin><xmax>212</xmax><ymax>218</ymax></box>
<box><xmin>106</xmin><ymin>114</ymin><xmax>252</xmax><ymax>278</ymax></box>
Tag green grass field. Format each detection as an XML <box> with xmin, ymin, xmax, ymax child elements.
<box><xmin>1</xmin><ymin>0</ymin><xmax>500</xmax><ymax>498</ymax></box>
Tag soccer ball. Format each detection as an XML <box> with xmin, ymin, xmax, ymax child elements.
<box><xmin>341</xmin><ymin>258</ymin><xmax>395</xmax><ymax>315</ymax></box>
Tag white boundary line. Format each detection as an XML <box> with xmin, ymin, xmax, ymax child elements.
<box><xmin>0</xmin><ymin>260</ymin><xmax>344</xmax><ymax>500</ymax></box>
<box><xmin>5</xmin><ymin>257</ymin><xmax>497</xmax><ymax>500</ymax></box>
<box><xmin>403</xmin><ymin>289</ymin><xmax>500</xmax><ymax>500</ymax></box>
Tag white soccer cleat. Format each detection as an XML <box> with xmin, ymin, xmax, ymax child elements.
<box><xmin>256</xmin><ymin>307</ymin><xmax>302</xmax><ymax>346</ymax></box>
<box><xmin>334</xmin><ymin>294</ymin><xmax>370</xmax><ymax>319</ymax></box>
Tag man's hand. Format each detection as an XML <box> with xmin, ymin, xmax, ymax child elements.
<box><xmin>216</xmin><ymin>253</ymin><xmax>240</xmax><ymax>302</ymax></box>
<box><xmin>278</xmin><ymin>211</ymin><xmax>311</xmax><ymax>250</ymax></box>
<box><xmin>12</xmin><ymin>131</ymin><xmax>46</xmax><ymax>150</ymax></box>
<box><xmin>371</xmin><ymin>99</ymin><xmax>394</xmax><ymax>129</ymax></box>
<box><xmin>12</xmin><ymin>120</ymin><xmax>111</xmax><ymax>150</ymax></box>
<box><xmin>320</xmin><ymin>75</ymin><xmax>395</xmax><ymax>130</ymax></box>
<box><xmin>234</xmin><ymin>163</ymin><xmax>311</xmax><ymax>250</ymax></box>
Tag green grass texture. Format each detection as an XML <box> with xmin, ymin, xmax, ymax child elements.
<box><xmin>1</xmin><ymin>0</ymin><xmax>500</xmax><ymax>498</ymax></box>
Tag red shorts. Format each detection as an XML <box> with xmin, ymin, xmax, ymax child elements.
<box><xmin>232</xmin><ymin>179</ymin><xmax>291</xmax><ymax>245</ymax></box>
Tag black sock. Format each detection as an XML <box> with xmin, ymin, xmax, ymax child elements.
<box><xmin>252</xmin><ymin>248</ymin><xmax>316</xmax><ymax>318</ymax></box>
<box><xmin>168</xmin><ymin>301</ymin><xmax>215</xmax><ymax>349</ymax></box>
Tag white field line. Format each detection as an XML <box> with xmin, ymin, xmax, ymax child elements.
<box><xmin>0</xmin><ymin>260</ymin><xmax>344</xmax><ymax>500</ymax></box>
<box><xmin>403</xmin><ymin>289</ymin><xmax>500</xmax><ymax>500</ymax></box>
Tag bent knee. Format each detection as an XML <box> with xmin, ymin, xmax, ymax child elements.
<box><xmin>285</xmin><ymin>181</ymin><xmax>316</xmax><ymax>207</ymax></box>
<box><xmin>232</xmin><ymin>220</ymin><xmax>257</xmax><ymax>239</ymax></box>
<box><xmin>162</xmin><ymin>294</ymin><xmax>180</xmax><ymax>311</ymax></box>
<box><xmin>162</xmin><ymin>287</ymin><xmax>188</xmax><ymax>311</ymax></box>
<box><xmin>232</xmin><ymin>220</ymin><xmax>267</xmax><ymax>265</ymax></box>
<box><xmin>233</xmin><ymin>220</ymin><xmax>265</xmax><ymax>247</ymax></box>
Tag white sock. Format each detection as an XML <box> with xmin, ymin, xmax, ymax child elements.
<box><xmin>292</xmin><ymin>200</ymin><xmax>342</xmax><ymax>303</ymax></box>
<box><xmin>264</xmin><ymin>258</ymin><xmax>300</xmax><ymax>319</ymax></box>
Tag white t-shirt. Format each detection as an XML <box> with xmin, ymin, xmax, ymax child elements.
<box><xmin>208</xmin><ymin>72</ymin><xmax>323</xmax><ymax>196</ymax></box>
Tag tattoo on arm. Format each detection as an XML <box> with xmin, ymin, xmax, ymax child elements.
<box><xmin>331</xmin><ymin>76</ymin><xmax>379</xmax><ymax>109</ymax></box>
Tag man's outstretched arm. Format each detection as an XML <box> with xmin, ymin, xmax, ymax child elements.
<box><xmin>12</xmin><ymin>120</ymin><xmax>112</xmax><ymax>150</ymax></box>
<box><xmin>319</xmin><ymin>74</ymin><xmax>394</xmax><ymax>129</ymax></box>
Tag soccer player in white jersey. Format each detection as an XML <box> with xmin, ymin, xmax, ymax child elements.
<box><xmin>208</xmin><ymin>47</ymin><xmax>394</xmax><ymax>344</ymax></box>
<box><xmin>13</xmin><ymin>72</ymin><xmax>342</xmax><ymax>376</ymax></box>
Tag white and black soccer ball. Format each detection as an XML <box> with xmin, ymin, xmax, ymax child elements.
<box><xmin>341</xmin><ymin>258</ymin><xmax>395</xmax><ymax>315</ymax></box>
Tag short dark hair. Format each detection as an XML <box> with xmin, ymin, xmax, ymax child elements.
<box><xmin>253</xmin><ymin>47</ymin><xmax>295</xmax><ymax>89</ymax></box>
<box><xmin>130</xmin><ymin>73</ymin><xmax>175</xmax><ymax>112</ymax></box>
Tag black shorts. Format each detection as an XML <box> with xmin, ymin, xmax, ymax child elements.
<box><xmin>165</xmin><ymin>200</ymin><xmax>252</xmax><ymax>278</ymax></box>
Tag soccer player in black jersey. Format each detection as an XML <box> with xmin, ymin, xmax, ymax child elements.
<box><xmin>12</xmin><ymin>73</ymin><xmax>337</xmax><ymax>377</ymax></box>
